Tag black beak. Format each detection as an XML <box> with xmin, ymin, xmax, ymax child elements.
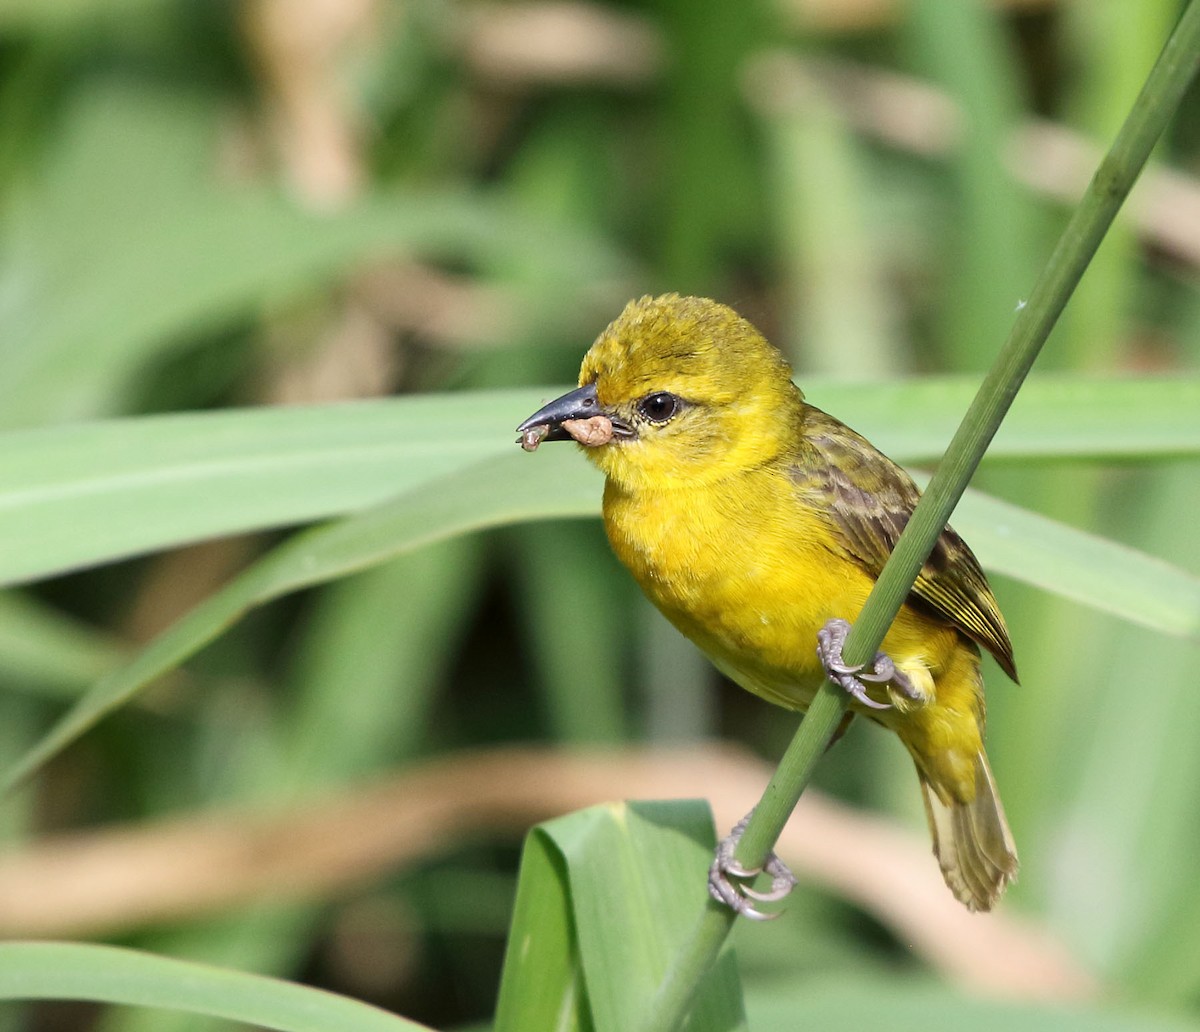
<box><xmin>516</xmin><ymin>382</ymin><xmax>603</xmax><ymax>443</ymax></box>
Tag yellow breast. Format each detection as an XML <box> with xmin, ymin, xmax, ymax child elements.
<box><xmin>602</xmin><ymin>463</ymin><xmax>877</xmax><ymax>710</ymax></box>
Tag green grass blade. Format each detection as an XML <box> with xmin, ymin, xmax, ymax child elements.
<box><xmin>0</xmin><ymin>942</ymin><xmax>432</xmax><ymax>1031</ymax></box>
<box><xmin>0</xmin><ymin>450</ymin><xmax>596</xmax><ymax>791</ymax></box>
<box><xmin>3</xmin><ymin>443</ymin><xmax>1197</xmax><ymax>791</ymax></box>
<box><xmin>494</xmin><ymin>828</ymin><xmax>591</xmax><ymax>1032</ymax></box>
<box><xmin>834</xmin><ymin>374</ymin><xmax>1200</xmax><ymax>463</ymax></box>
<box><xmin>0</xmin><ymin>375</ymin><xmax>1195</xmax><ymax>588</ymax></box>
<box><xmin>0</xmin><ymin>392</ymin><xmax>525</xmax><ymax>587</ymax></box>
<box><xmin>926</xmin><ymin>479</ymin><xmax>1200</xmax><ymax>639</ymax></box>
<box><xmin>745</xmin><ymin>975</ymin><xmax>1200</xmax><ymax>1032</ymax></box>
<box><xmin>0</xmin><ymin>591</ymin><xmax>125</xmax><ymax>696</ymax></box>
<box><xmin>530</xmin><ymin>801</ymin><xmax>746</xmax><ymax>1032</ymax></box>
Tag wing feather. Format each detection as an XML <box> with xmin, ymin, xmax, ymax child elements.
<box><xmin>792</xmin><ymin>406</ymin><xmax>1017</xmax><ymax>681</ymax></box>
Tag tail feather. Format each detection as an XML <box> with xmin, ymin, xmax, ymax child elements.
<box><xmin>919</xmin><ymin>750</ymin><xmax>1018</xmax><ymax>911</ymax></box>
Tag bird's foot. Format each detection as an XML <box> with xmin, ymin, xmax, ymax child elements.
<box><xmin>816</xmin><ymin>618</ymin><xmax>920</xmax><ymax>710</ymax></box>
<box><xmin>708</xmin><ymin>811</ymin><xmax>796</xmax><ymax>921</ymax></box>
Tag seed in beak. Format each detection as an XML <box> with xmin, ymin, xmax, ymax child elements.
<box><xmin>562</xmin><ymin>415</ymin><xmax>614</xmax><ymax>447</ymax></box>
<box><xmin>519</xmin><ymin>425</ymin><xmax>550</xmax><ymax>452</ymax></box>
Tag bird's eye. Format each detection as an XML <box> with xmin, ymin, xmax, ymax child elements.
<box><xmin>638</xmin><ymin>392</ymin><xmax>680</xmax><ymax>424</ymax></box>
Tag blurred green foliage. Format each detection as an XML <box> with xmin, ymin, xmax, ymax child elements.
<box><xmin>1</xmin><ymin>0</ymin><xmax>1199</xmax><ymax>1029</ymax></box>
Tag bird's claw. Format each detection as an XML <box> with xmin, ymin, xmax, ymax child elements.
<box><xmin>855</xmin><ymin>653</ymin><xmax>896</xmax><ymax>684</ymax></box>
<box><xmin>817</xmin><ymin>618</ymin><xmax>919</xmax><ymax>709</ymax></box>
<box><xmin>708</xmin><ymin>812</ymin><xmax>797</xmax><ymax>920</ymax></box>
<box><xmin>816</xmin><ymin>618</ymin><xmax>891</xmax><ymax>709</ymax></box>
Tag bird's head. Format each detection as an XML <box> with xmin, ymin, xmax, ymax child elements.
<box><xmin>517</xmin><ymin>294</ymin><xmax>805</xmax><ymax>490</ymax></box>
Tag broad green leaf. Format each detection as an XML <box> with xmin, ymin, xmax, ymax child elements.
<box><xmin>553</xmin><ymin>801</ymin><xmax>745</xmax><ymax>1032</ymax></box>
<box><xmin>494</xmin><ymin>826</ymin><xmax>591</xmax><ymax>1032</ymax></box>
<box><xmin>0</xmin><ymin>451</ymin><xmax>596</xmax><ymax>790</ymax></box>
<box><xmin>0</xmin><ymin>942</ymin><xmax>432</xmax><ymax>1032</ymax></box>
<box><xmin>3</xmin><ymin>419</ymin><xmax>1199</xmax><ymax>790</ymax></box>
<box><xmin>0</xmin><ymin>376</ymin><xmax>1195</xmax><ymax>587</ymax></box>
<box><xmin>836</xmin><ymin>374</ymin><xmax>1200</xmax><ymax>462</ymax></box>
<box><xmin>0</xmin><ymin>392</ymin><xmax>525</xmax><ymax>587</ymax></box>
<box><xmin>498</xmin><ymin>801</ymin><xmax>746</xmax><ymax>1032</ymax></box>
<box><xmin>745</xmin><ymin>975</ymin><xmax>1200</xmax><ymax>1032</ymax></box>
<box><xmin>917</xmin><ymin>475</ymin><xmax>1200</xmax><ymax>638</ymax></box>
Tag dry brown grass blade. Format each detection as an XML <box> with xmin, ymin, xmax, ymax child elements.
<box><xmin>461</xmin><ymin>2</ymin><xmax>663</xmax><ymax>88</ymax></box>
<box><xmin>745</xmin><ymin>55</ymin><xmax>1200</xmax><ymax>270</ymax></box>
<box><xmin>241</xmin><ymin>0</ymin><xmax>374</xmax><ymax>206</ymax></box>
<box><xmin>0</xmin><ymin>745</ymin><xmax>1094</xmax><ymax>1000</ymax></box>
<box><xmin>460</xmin><ymin>0</ymin><xmax>1057</xmax><ymax>84</ymax></box>
<box><xmin>777</xmin><ymin>0</ymin><xmax>1055</xmax><ymax>33</ymax></box>
<box><xmin>461</xmin><ymin>9</ymin><xmax>1200</xmax><ymax>271</ymax></box>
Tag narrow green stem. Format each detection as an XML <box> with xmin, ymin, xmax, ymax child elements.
<box><xmin>641</xmin><ymin>5</ymin><xmax>1200</xmax><ymax>1031</ymax></box>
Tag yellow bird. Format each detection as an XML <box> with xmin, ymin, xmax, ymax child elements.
<box><xmin>517</xmin><ymin>294</ymin><xmax>1018</xmax><ymax>912</ymax></box>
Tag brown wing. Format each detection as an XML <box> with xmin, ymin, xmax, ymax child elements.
<box><xmin>792</xmin><ymin>405</ymin><xmax>1017</xmax><ymax>681</ymax></box>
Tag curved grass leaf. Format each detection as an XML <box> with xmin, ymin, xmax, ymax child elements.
<box><xmin>496</xmin><ymin>801</ymin><xmax>745</xmax><ymax>1032</ymax></box>
<box><xmin>915</xmin><ymin>475</ymin><xmax>1200</xmax><ymax>638</ymax></box>
<box><xmin>0</xmin><ymin>392</ymin><xmax>525</xmax><ymax>587</ymax></box>
<box><xmin>555</xmin><ymin>801</ymin><xmax>745</xmax><ymax>1032</ymax></box>
<box><xmin>2</xmin><ymin>417</ymin><xmax>1198</xmax><ymax>791</ymax></box>
<box><xmin>0</xmin><ymin>376</ymin><xmax>1195</xmax><ymax>588</ymax></box>
<box><xmin>0</xmin><ymin>941</ymin><xmax>432</xmax><ymax>1032</ymax></box>
<box><xmin>0</xmin><ymin>591</ymin><xmax>125</xmax><ymax>696</ymax></box>
<box><xmin>493</xmin><ymin>824</ymin><xmax>588</xmax><ymax>1032</ymax></box>
<box><xmin>745</xmin><ymin>975</ymin><xmax>1200</xmax><ymax>1032</ymax></box>
<box><xmin>0</xmin><ymin>451</ymin><xmax>596</xmax><ymax>790</ymax></box>
<box><xmin>837</xmin><ymin>373</ymin><xmax>1200</xmax><ymax>462</ymax></box>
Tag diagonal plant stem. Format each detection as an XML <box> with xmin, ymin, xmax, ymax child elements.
<box><xmin>641</xmin><ymin>4</ymin><xmax>1200</xmax><ymax>1030</ymax></box>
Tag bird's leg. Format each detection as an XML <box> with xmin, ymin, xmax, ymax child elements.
<box><xmin>708</xmin><ymin>810</ymin><xmax>797</xmax><ymax>921</ymax></box>
<box><xmin>817</xmin><ymin>617</ymin><xmax>921</xmax><ymax>708</ymax></box>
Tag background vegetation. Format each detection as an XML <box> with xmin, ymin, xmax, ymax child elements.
<box><xmin>0</xmin><ymin>0</ymin><xmax>1198</xmax><ymax>1029</ymax></box>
